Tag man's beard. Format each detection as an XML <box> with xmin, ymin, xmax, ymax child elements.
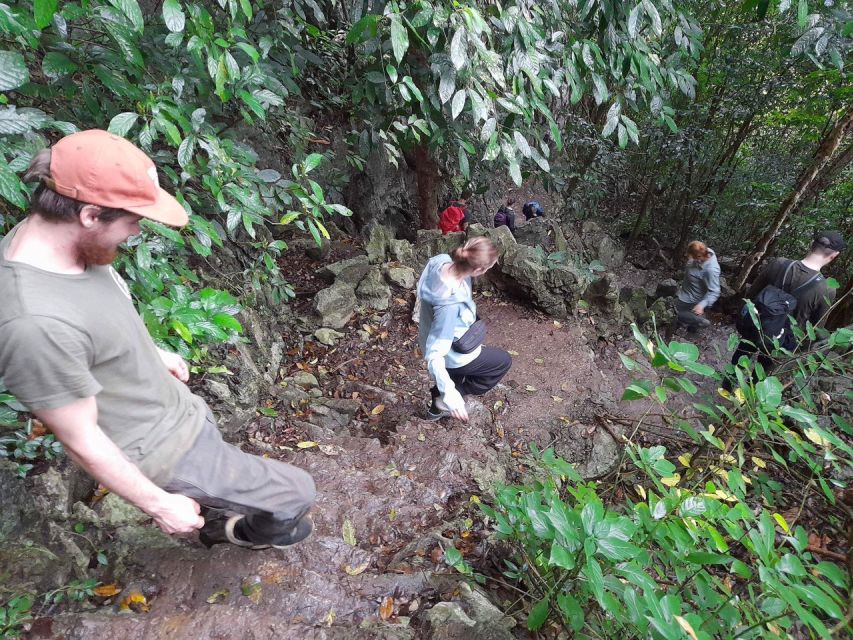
<box><xmin>76</xmin><ymin>234</ymin><xmax>120</xmax><ymax>266</ymax></box>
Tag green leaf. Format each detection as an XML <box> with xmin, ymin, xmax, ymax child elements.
<box><xmin>346</xmin><ymin>15</ymin><xmax>379</xmax><ymax>45</ymax></box>
<box><xmin>798</xmin><ymin>0</ymin><xmax>808</xmax><ymax>27</ymax></box>
<box><xmin>390</xmin><ymin>15</ymin><xmax>409</xmax><ymax>63</ymax></box>
<box><xmin>108</xmin><ymin>0</ymin><xmax>144</xmax><ymax>32</ymax></box>
<box><xmin>527</xmin><ymin>597</ymin><xmax>550</xmax><ymax>631</ymax></box>
<box><xmin>777</xmin><ymin>553</ymin><xmax>806</xmax><ymax>576</ymax></box>
<box><xmin>304</xmin><ymin>153</ymin><xmax>323</xmax><ymax>172</ymax></box>
<box><xmin>686</xmin><ymin>552</ymin><xmax>731</xmax><ymax>565</ymax></box>
<box><xmin>0</xmin><ymin>51</ymin><xmax>30</xmax><ymax>91</ymax></box>
<box><xmin>450</xmin><ymin>27</ymin><xmax>466</xmax><ymax>70</ymax></box>
<box><xmin>107</xmin><ymin>112</ymin><xmax>139</xmax><ymax>136</ymax></box>
<box><xmin>0</xmin><ymin>156</ymin><xmax>28</xmax><ymax>209</ymax></box>
<box><xmin>556</xmin><ymin>592</ymin><xmax>584</xmax><ymax>631</ymax></box>
<box><xmin>162</xmin><ymin>0</ymin><xmax>185</xmax><ymax>33</ymax></box>
<box><xmin>342</xmin><ymin>518</ymin><xmax>357</xmax><ymax>546</ymax></box>
<box><xmin>622</xmin><ymin>380</ymin><xmax>653</xmax><ymax>400</ymax></box>
<box><xmin>755</xmin><ymin>377</ymin><xmax>782</xmax><ymax>408</ymax></box>
<box><xmin>508</xmin><ymin>161</ymin><xmax>522</xmax><ymax>186</ymax></box>
<box><xmin>458</xmin><ymin>146</ymin><xmax>469</xmax><ymax>179</ymax></box>
<box><xmin>42</xmin><ymin>52</ymin><xmax>78</xmax><ymax>79</ymax></box>
<box><xmin>451</xmin><ymin>90</ymin><xmax>466</xmax><ymax>120</ymax></box>
<box><xmin>34</xmin><ymin>0</ymin><xmax>59</xmax><ymax>29</ymax></box>
<box><xmin>239</xmin><ymin>0</ymin><xmax>252</xmax><ymax>20</ymax></box>
<box><xmin>443</xmin><ymin>545</ymin><xmax>463</xmax><ymax>566</ymax></box>
<box><xmin>439</xmin><ymin>67</ymin><xmax>455</xmax><ymax>104</ymax></box>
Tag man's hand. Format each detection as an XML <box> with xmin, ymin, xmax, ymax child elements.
<box><xmin>450</xmin><ymin>404</ymin><xmax>469</xmax><ymax>423</ymax></box>
<box><xmin>158</xmin><ymin>349</ymin><xmax>189</xmax><ymax>382</ymax></box>
<box><xmin>149</xmin><ymin>492</ymin><xmax>204</xmax><ymax>534</ymax></box>
<box><xmin>692</xmin><ymin>303</ymin><xmax>705</xmax><ymax>316</ymax></box>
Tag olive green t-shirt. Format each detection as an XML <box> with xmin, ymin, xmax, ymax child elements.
<box><xmin>746</xmin><ymin>257</ymin><xmax>836</xmax><ymax>329</ymax></box>
<box><xmin>0</xmin><ymin>225</ymin><xmax>206</xmax><ymax>484</ymax></box>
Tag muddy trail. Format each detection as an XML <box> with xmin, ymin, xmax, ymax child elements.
<box><xmin>19</xmin><ymin>246</ymin><xmax>737</xmax><ymax>640</ymax></box>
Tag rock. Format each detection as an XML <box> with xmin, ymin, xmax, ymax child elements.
<box><xmin>317</xmin><ymin>256</ymin><xmax>371</xmax><ymax>286</ymax></box>
<box><xmin>422</xmin><ymin>583</ymin><xmax>514</xmax><ymax>640</ymax></box>
<box><xmin>584</xmin><ymin>272</ymin><xmax>620</xmax><ymax>312</ymax></box>
<box><xmin>512</xmin><ymin>217</ymin><xmax>556</xmax><ymax>251</ymax></box>
<box><xmin>620</xmin><ymin>287</ymin><xmax>651</xmax><ymax>325</ymax></box>
<box><xmin>314</xmin><ymin>327</ymin><xmax>345</xmax><ymax>346</ymax></box>
<box><xmin>365</xmin><ymin>223</ymin><xmax>391</xmax><ymax>264</ymax></box>
<box><xmin>581</xmin><ymin>220</ymin><xmax>625</xmax><ymax>268</ymax></box>
<box><xmin>717</xmin><ymin>255</ymin><xmax>739</xmax><ymax>276</ymax></box>
<box><xmin>204</xmin><ymin>379</ymin><xmax>233</xmax><ymax>404</ymax></box>
<box><xmin>28</xmin><ymin>466</ymin><xmax>73</xmax><ymax>521</ymax></box>
<box><xmin>313</xmin><ymin>284</ymin><xmax>358</xmax><ymax>329</ymax></box>
<box><xmin>305</xmin><ymin>238</ymin><xmax>330</xmax><ymax>261</ymax></box>
<box><xmin>0</xmin><ymin>460</ymin><xmax>27</xmax><ymax>538</ymax></box>
<box><xmin>384</xmin><ymin>265</ymin><xmax>416</xmax><ymax>289</ymax></box>
<box><xmin>649</xmin><ymin>296</ymin><xmax>676</xmax><ymax>328</ymax></box>
<box><xmin>655</xmin><ymin>278</ymin><xmax>679</xmax><ymax>299</ymax></box>
<box><xmin>413</xmin><ymin>229</ymin><xmax>464</xmax><ymax>271</ymax></box>
<box><xmin>388</xmin><ymin>238</ymin><xmax>415</xmax><ymax>265</ymax></box>
<box><xmin>467</xmin><ymin>224</ymin><xmax>517</xmax><ymax>260</ymax></box>
<box><xmin>719</xmin><ymin>275</ymin><xmax>736</xmax><ymax>300</ymax></box>
<box><xmin>97</xmin><ymin>492</ymin><xmax>148</xmax><ymax>527</ymax></box>
<box><xmin>287</xmin><ymin>371</ymin><xmax>320</xmax><ymax>389</ymax></box>
<box><xmin>356</xmin><ymin>266</ymin><xmax>392</xmax><ymax>311</ymax></box>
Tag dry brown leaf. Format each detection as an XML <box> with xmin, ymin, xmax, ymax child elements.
<box><xmin>371</xmin><ymin>404</ymin><xmax>386</xmax><ymax>415</ymax></box>
<box><xmin>296</xmin><ymin>441</ymin><xmax>318</xmax><ymax>449</ymax></box>
<box><xmin>206</xmin><ymin>589</ymin><xmax>230</xmax><ymax>604</ymax></box>
<box><xmin>379</xmin><ymin>596</ymin><xmax>394</xmax><ymax>620</ymax></box>
<box><xmin>93</xmin><ymin>584</ymin><xmax>122</xmax><ymax>598</ymax></box>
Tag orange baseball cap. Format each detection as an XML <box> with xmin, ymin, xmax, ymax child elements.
<box><xmin>44</xmin><ymin>129</ymin><xmax>188</xmax><ymax>227</ymax></box>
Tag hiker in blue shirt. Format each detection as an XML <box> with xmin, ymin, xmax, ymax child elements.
<box><xmin>417</xmin><ymin>237</ymin><xmax>512</xmax><ymax>424</ymax></box>
<box><xmin>522</xmin><ymin>200</ymin><xmax>544</xmax><ymax>221</ymax></box>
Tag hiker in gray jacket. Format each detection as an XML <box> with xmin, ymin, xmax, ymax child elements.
<box><xmin>417</xmin><ymin>237</ymin><xmax>512</xmax><ymax>423</ymax></box>
<box><xmin>674</xmin><ymin>240</ymin><xmax>721</xmax><ymax>333</ymax></box>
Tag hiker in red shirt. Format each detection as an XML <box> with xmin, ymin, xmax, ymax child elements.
<box><xmin>438</xmin><ymin>194</ymin><xmax>471</xmax><ymax>235</ymax></box>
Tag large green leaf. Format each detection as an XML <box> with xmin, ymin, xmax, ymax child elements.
<box><xmin>0</xmin><ymin>51</ymin><xmax>29</xmax><ymax>91</ymax></box>
<box><xmin>107</xmin><ymin>112</ymin><xmax>138</xmax><ymax>136</ymax></box>
<box><xmin>108</xmin><ymin>0</ymin><xmax>144</xmax><ymax>32</ymax></box>
<box><xmin>450</xmin><ymin>27</ymin><xmax>466</xmax><ymax>70</ymax></box>
<box><xmin>0</xmin><ymin>157</ymin><xmax>28</xmax><ymax>209</ymax></box>
<box><xmin>390</xmin><ymin>15</ymin><xmax>409</xmax><ymax>63</ymax></box>
<box><xmin>0</xmin><ymin>106</ymin><xmax>47</xmax><ymax>134</ymax></box>
<box><xmin>162</xmin><ymin>0</ymin><xmax>185</xmax><ymax>33</ymax></box>
<box><xmin>34</xmin><ymin>0</ymin><xmax>59</xmax><ymax>29</ymax></box>
<box><xmin>527</xmin><ymin>597</ymin><xmax>550</xmax><ymax>631</ymax></box>
<box><xmin>42</xmin><ymin>52</ymin><xmax>78</xmax><ymax>79</ymax></box>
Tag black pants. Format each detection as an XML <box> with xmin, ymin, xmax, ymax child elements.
<box><xmin>433</xmin><ymin>346</ymin><xmax>512</xmax><ymax>397</ymax></box>
<box><xmin>724</xmin><ymin>340</ymin><xmax>775</xmax><ymax>390</ymax></box>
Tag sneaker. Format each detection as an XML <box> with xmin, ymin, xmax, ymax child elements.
<box><xmin>424</xmin><ymin>396</ymin><xmax>451</xmax><ymax>421</ymax></box>
<box><xmin>222</xmin><ymin>513</ymin><xmax>314</xmax><ymax>550</ymax></box>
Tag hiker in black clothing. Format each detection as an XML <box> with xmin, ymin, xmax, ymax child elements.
<box><xmin>493</xmin><ymin>198</ymin><xmax>517</xmax><ymax>233</ymax></box>
<box><xmin>522</xmin><ymin>200</ymin><xmax>544</xmax><ymax>221</ymax></box>
<box><xmin>728</xmin><ymin>230</ymin><xmax>845</xmax><ymax>382</ymax></box>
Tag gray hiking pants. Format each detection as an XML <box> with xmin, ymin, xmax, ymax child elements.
<box><xmin>675</xmin><ymin>299</ymin><xmax>711</xmax><ymax>329</ymax></box>
<box><xmin>162</xmin><ymin>409</ymin><xmax>316</xmax><ymax>545</ymax></box>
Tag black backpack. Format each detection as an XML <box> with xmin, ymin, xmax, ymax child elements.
<box><xmin>735</xmin><ymin>260</ymin><xmax>822</xmax><ymax>350</ymax></box>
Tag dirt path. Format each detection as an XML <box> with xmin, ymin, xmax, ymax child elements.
<box><xmin>27</xmin><ymin>266</ymin><xmax>735</xmax><ymax>639</ymax></box>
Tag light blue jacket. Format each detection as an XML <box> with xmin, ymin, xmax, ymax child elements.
<box><xmin>677</xmin><ymin>249</ymin><xmax>721</xmax><ymax>309</ymax></box>
<box><xmin>417</xmin><ymin>255</ymin><xmax>481</xmax><ymax>410</ymax></box>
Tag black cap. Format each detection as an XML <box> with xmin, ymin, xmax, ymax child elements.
<box><xmin>814</xmin><ymin>230</ymin><xmax>846</xmax><ymax>252</ymax></box>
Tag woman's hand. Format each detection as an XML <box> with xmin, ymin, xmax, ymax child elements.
<box><xmin>158</xmin><ymin>348</ymin><xmax>189</xmax><ymax>382</ymax></box>
<box><xmin>450</xmin><ymin>405</ymin><xmax>469</xmax><ymax>423</ymax></box>
<box><xmin>692</xmin><ymin>303</ymin><xmax>705</xmax><ymax>316</ymax></box>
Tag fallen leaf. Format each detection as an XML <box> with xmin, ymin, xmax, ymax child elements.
<box><xmin>678</xmin><ymin>453</ymin><xmax>692</xmax><ymax>467</ymax></box>
<box><xmin>379</xmin><ymin>596</ymin><xmax>394</xmax><ymax>620</ymax></box>
<box><xmin>804</xmin><ymin>428</ymin><xmax>830</xmax><ymax>447</ymax></box>
<box><xmin>469</xmin><ymin>495</ymin><xmax>481</xmax><ymax>504</ymax></box>
<box><xmin>342</xmin><ymin>518</ymin><xmax>357</xmax><ymax>546</ymax></box>
<box><xmin>297</xmin><ymin>441</ymin><xmax>317</xmax><ymax>449</ymax></box>
<box><xmin>751</xmin><ymin>456</ymin><xmax>766</xmax><ymax>469</ymax></box>
<box><xmin>318</xmin><ymin>444</ymin><xmax>339</xmax><ymax>456</ymax></box>
<box><xmin>551</xmin><ymin>396</ymin><xmax>563</xmax><ymax>403</ymax></box>
<box><xmin>389</xmin><ymin>508</ymin><xmax>398</xmax><ymax>521</ymax></box>
<box><xmin>206</xmin><ymin>589</ymin><xmax>230</xmax><ymax>604</ymax></box>
<box><xmin>507</xmin><ymin>350</ymin><xmax>519</xmax><ymax>356</ymax></box>
<box><xmin>93</xmin><ymin>584</ymin><xmax>122</xmax><ymax>598</ymax></box>
<box><xmin>553</xmin><ymin>320</ymin><xmax>562</xmax><ymax>328</ymax></box>
<box><xmin>534</xmin><ymin>358</ymin><xmax>544</xmax><ymax>364</ymax></box>
<box><xmin>344</xmin><ymin>561</ymin><xmax>370</xmax><ymax>576</ymax></box>
<box><xmin>371</xmin><ymin>404</ymin><xmax>386</xmax><ymax>415</ymax></box>
<box><xmin>417</xmin><ymin>432</ymin><xmax>425</xmax><ymax>442</ymax></box>
<box><xmin>525</xmin><ymin>385</ymin><xmax>537</xmax><ymax>392</ymax></box>
<box><xmin>119</xmin><ymin>592</ymin><xmax>150</xmax><ymax>613</ymax></box>
<box><xmin>324</xmin><ymin>608</ymin><xmax>336</xmax><ymax>626</ymax></box>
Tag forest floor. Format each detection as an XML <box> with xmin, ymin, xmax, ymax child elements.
<box><xmin>28</xmin><ymin>246</ymin><xmax>754</xmax><ymax>640</ymax></box>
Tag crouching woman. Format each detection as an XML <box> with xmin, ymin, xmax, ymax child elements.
<box><xmin>417</xmin><ymin>237</ymin><xmax>512</xmax><ymax>423</ymax></box>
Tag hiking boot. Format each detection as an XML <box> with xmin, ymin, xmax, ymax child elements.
<box><xmin>424</xmin><ymin>396</ymin><xmax>451</xmax><ymax>421</ymax></box>
<box><xmin>224</xmin><ymin>514</ymin><xmax>314</xmax><ymax>550</ymax></box>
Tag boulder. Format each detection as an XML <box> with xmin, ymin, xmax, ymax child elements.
<box><xmin>581</xmin><ymin>220</ymin><xmax>625</xmax><ymax>268</ymax></box>
<box><xmin>422</xmin><ymin>583</ymin><xmax>515</xmax><ymax>640</ymax></box>
<box><xmin>620</xmin><ymin>287</ymin><xmax>651</xmax><ymax>325</ymax></box>
<box><xmin>0</xmin><ymin>460</ymin><xmax>27</xmax><ymax>539</ymax></box>
<box><xmin>719</xmin><ymin>275</ymin><xmax>736</xmax><ymax>300</ymax></box>
<box><xmin>313</xmin><ymin>284</ymin><xmax>358</xmax><ymax>329</ymax></box>
<box><xmin>388</xmin><ymin>238</ymin><xmax>415</xmax><ymax>265</ymax></box>
<box><xmin>512</xmin><ymin>217</ymin><xmax>556</xmax><ymax>251</ymax></box>
<box><xmin>655</xmin><ymin>278</ymin><xmax>679</xmax><ymax>299</ymax></box>
<box><xmin>413</xmin><ymin>229</ymin><xmax>464</xmax><ymax>271</ymax></box>
<box><xmin>466</xmin><ymin>224</ymin><xmax>517</xmax><ymax>260</ymax></box>
<box><xmin>317</xmin><ymin>256</ymin><xmax>371</xmax><ymax>286</ymax></box>
<box><xmin>365</xmin><ymin>223</ymin><xmax>391</xmax><ymax>264</ymax></box>
<box><xmin>96</xmin><ymin>492</ymin><xmax>148</xmax><ymax>527</ymax></box>
<box><xmin>384</xmin><ymin>265</ymin><xmax>416</xmax><ymax>289</ymax></box>
<box><xmin>649</xmin><ymin>296</ymin><xmax>676</xmax><ymax>328</ymax></box>
<box><xmin>356</xmin><ymin>266</ymin><xmax>392</xmax><ymax>311</ymax></box>
<box><xmin>584</xmin><ymin>272</ymin><xmax>621</xmax><ymax>312</ymax></box>
<box><xmin>717</xmin><ymin>255</ymin><xmax>739</xmax><ymax>276</ymax></box>
<box><xmin>304</xmin><ymin>238</ymin><xmax>330</xmax><ymax>261</ymax></box>
<box><xmin>314</xmin><ymin>327</ymin><xmax>344</xmax><ymax>346</ymax></box>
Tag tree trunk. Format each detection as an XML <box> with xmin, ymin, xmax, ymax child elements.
<box><xmin>412</xmin><ymin>143</ymin><xmax>439</xmax><ymax>229</ymax></box>
<box><xmin>626</xmin><ymin>182</ymin><xmax>656</xmax><ymax>252</ymax></box>
<box><xmin>733</xmin><ymin>107</ymin><xmax>853</xmax><ymax>292</ymax></box>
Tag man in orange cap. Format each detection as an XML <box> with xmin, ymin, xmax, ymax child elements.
<box><xmin>0</xmin><ymin>130</ymin><xmax>315</xmax><ymax>549</ymax></box>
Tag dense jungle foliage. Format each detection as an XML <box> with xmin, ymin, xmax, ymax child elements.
<box><xmin>0</xmin><ymin>0</ymin><xmax>851</xmax><ymax>637</ymax></box>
